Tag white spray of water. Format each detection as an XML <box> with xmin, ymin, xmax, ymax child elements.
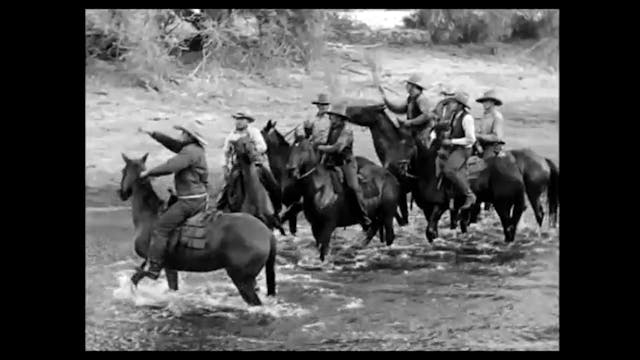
<box><xmin>112</xmin><ymin>270</ymin><xmax>310</xmax><ymax>318</ymax></box>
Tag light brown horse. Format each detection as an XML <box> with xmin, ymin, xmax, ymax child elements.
<box><xmin>119</xmin><ymin>153</ymin><xmax>276</xmax><ymax>306</ymax></box>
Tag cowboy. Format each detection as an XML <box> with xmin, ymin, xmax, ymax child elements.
<box><xmin>438</xmin><ymin>91</ymin><xmax>477</xmax><ymax>210</ymax></box>
<box><xmin>475</xmin><ymin>89</ymin><xmax>505</xmax><ymax>159</ymax></box>
<box><xmin>135</xmin><ymin>120</ymin><xmax>210</xmax><ymax>280</ymax></box>
<box><xmin>216</xmin><ymin>112</ymin><xmax>281</xmax><ymax>212</ymax></box>
<box><xmin>303</xmin><ymin>93</ymin><xmax>332</xmax><ymax>145</ymax></box>
<box><xmin>433</xmin><ymin>84</ymin><xmax>456</xmax><ymax>122</ymax></box>
<box><xmin>378</xmin><ymin>74</ymin><xmax>437</xmax><ymax>148</ymax></box>
<box><xmin>318</xmin><ymin>101</ymin><xmax>372</xmax><ymax>230</ymax></box>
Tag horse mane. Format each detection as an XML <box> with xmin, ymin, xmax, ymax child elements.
<box><xmin>136</xmin><ymin>178</ymin><xmax>164</xmax><ymax>213</ymax></box>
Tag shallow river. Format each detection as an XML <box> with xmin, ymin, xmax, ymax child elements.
<box><xmin>85</xmin><ymin>203</ymin><xmax>558</xmax><ymax>351</ymax></box>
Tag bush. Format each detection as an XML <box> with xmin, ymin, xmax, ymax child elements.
<box><xmin>86</xmin><ymin>9</ymin><xmax>331</xmax><ymax>83</ymax></box>
<box><xmin>402</xmin><ymin>9</ymin><xmax>558</xmax><ymax>44</ymax></box>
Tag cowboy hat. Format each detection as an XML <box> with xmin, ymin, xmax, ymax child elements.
<box><xmin>173</xmin><ymin>119</ymin><xmax>208</xmax><ymax>146</ymax></box>
<box><xmin>232</xmin><ymin>112</ymin><xmax>255</xmax><ymax>123</ymax></box>
<box><xmin>312</xmin><ymin>93</ymin><xmax>331</xmax><ymax>105</ymax></box>
<box><xmin>451</xmin><ymin>91</ymin><xmax>472</xmax><ymax>109</ymax></box>
<box><xmin>476</xmin><ymin>89</ymin><xmax>503</xmax><ymax>106</ymax></box>
<box><xmin>325</xmin><ymin>101</ymin><xmax>351</xmax><ymax>120</ymax></box>
<box><xmin>439</xmin><ymin>84</ymin><xmax>456</xmax><ymax>97</ymax></box>
<box><xmin>406</xmin><ymin>74</ymin><xmax>428</xmax><ymax>90</ymax></box>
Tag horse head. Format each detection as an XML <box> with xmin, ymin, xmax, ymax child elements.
<box><xmin>286</xmin><ymin>137</ymin><xmax>318</xmax><ymax>180</ymax></box>
<box><xmin>119</xmin><ymin>153</ymin><xmax>148</xmax><ymax>201</ymax></box>
<box><xmin>345</xmin><ymin>104</ymin><xmax>385</xmax><ymax>128</ymax></box>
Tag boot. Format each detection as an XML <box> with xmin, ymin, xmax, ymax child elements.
<box><xmin>130</xmin><ymin>260</ymin><xmax>161</xmax><ymax>285</ymax></box>
<box><xmin>446</xmin><ymin>171</ymin><xmax>476</xmax><ymax>210</ymax></box>
<box><xmin>355</xmin><ymin>191</ymin><xmax>372</xmax><ymax>230</ymax></box>
<box><xmin>461</xmin><ymin>191</ymin><xmax>476</xmax><ymax>210</ymax></box>
<box><xmin>146</xmin><ymin>260</ymin><xmax>162</xmax><ymax>280</ymax></box>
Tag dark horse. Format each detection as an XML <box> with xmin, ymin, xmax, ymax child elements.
<box><xmin>416</xmin><ymin>124</ymin><xmax>528</xmax><ymax>243</ymax></box>
<box><xmin>347</xmin><ymin>104</ymin><xmax>559</xmax><ymax>233</ymax></box>
<box><xmin>118</xmin><ymin>153</ymin><xmax>276</xmax><ymax>306</ymax></box>
<box><xmin>345</xmin><ymin>105</ymin><xmax>417</xmax><ymax>226</ymax></box>
<box><xmin>261</xmin><ymin>120</ymin><xmax>304</xmax><ymax>235</ymax></box>
<box><xmin>286</xmin><ymin>137</ymin><xmax>401</xmax><ymax>261</ymax></box>
<box><xmin>227</xmin><ymin>135</ymin><xmax>286</xmax><ymax>235</ymax></box>
<box><xmin>510</xmin><ymin>149</ymin><xmax>559</xmax><ymax>229</ymax></box>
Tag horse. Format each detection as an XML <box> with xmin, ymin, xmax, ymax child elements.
<box><xmin>345</xmin><ymin>104</ymin><xmax>417</xmax><ymax>226</ymax></box>
<box><xmin>226</xmin><ymin>135</ymin><xmax>286</xmax><ymax>235</ymax></box>
<box><xmin>261</xmin><ymin>120</ymin><xmax>304</xmax><ymax>235</ymax></box>
<box><xmin>509</xmin><ymin>149</ymin><xmax>559</xmax><ymax>228</ymax></box>
<box><xmin>118</xmin><ymin>153</ymin><xmax>276</xmax><ymax>306</ymax></box>
<box><xmin>286</xmin><ymin>137</ymin><xmax>401</xmax><ymax>261</ymax></box>
<box><xmin>427</xmin><ymin>124</ymin><xmax>527</xmax><ymax>243</ymax></box>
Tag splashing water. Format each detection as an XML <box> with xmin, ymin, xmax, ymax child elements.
<box><xmin>112</xmin><ymin>270</ymin><xmax>310</xmax><ymax>318</ymax></box>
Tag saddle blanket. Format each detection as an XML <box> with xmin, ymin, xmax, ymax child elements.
<box><xmin>169</xmin><ymin>208</ymin><xmax>221</xmax><ymax>250</ymax></box>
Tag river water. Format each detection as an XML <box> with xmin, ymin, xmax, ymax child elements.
<box><xmin>85</xmin><ymin>203</ymin><xmax>559</xmax><ymax>351</ymax></box>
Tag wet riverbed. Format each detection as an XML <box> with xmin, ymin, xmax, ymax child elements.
<box><xmin>85</xmin><ymin>204</ymin><xmax>558</xmax><ymax>351</ymax></box>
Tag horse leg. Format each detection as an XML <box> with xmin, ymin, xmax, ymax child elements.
<box><xmin>525</xmin><ymin>183</ymin><xmax>545</xmax><ymax>229</ymax></box>
<box><xmin>362</xmin><ymin>220</ymin><xmax>380</xmax><ymax>247</ymax></box>
<box><xmin>469</xmin><ymin>202</ymin><xmax>481</xmax><ymax>223</ymax></box>
<box><xmin>494</xmin><ymin>201</ymin><xmax>514</xmax><ymax>243</ymax></box>
<box><xmin>311</xmin><ymin>223</ymin><xmax>322</xmax><ymax>248</ymax></box>
<box><xmin>166</xmin><ymin>269</ymin><xmax>179</xmax><ymax>291</ymax></box>
<box><xmin>227</xmin><ymin>270</ymin><xmax>262</xmax><ymax>306</ymax></box>
<box><xmin>449</xmin><ymin>208</ymin><xmax>458</xmax><ymax>230</ymax></box>
<box><xmin>384</xmin><ymin>213</ymin><xmax>395</xmax><ymax>246</ymax></box>
<box><xmin>509</xmin><ymin>194</ymin><xmax>527</xmax><ymax>243</ymax></box>
<box><xmin>426</xmin><ymin>204</ymin><xmax>446</xmax><ymax>243</ymax></box>
<box><xmin>398</xmin><ymin>191</ymin><xmax>409</xmax><ymax>226</ymax></box>
<box><xmin>459</xmin><ymin>208</ymin><xmax>471</xmax><ymax>234</ymax></box>
<box><xmin>318</xmin><ymin>225</ymin><xmax>335</xmax><ymax>262</ymax></box>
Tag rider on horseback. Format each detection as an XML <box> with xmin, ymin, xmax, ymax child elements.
<box><xmin>317</xmin><ymin>101</ymin><xmax>373</xmax><ymax>231</ymax></box>
<box><xmin>378</xmin><ymin>74</ymin><xmax>437</xmax><ymax>149</ymax></box>
<box><xmin>475</xmin><ymin>89</ymin><xmax>505</xmax><ymax>159</ymax></box>
<box><xmin>438</xmin><ymin>91</ymin><xmax>477</xmax><ymax>210</ymax></box>
<box><xmin>303</xmin><ymin>93</ymin><xmax>332</xmax><ymax>144</ymax></box>
<box><xmin>217</xmin><ymin>112</ymin><xmax>281</xmax><ymax>213</ymax></box>
<box><xmin>135</xmin><ymin>120</ymin><xmax>210</xmax><ymax>280</ymax></box>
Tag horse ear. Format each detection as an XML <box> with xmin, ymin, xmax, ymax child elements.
<box><xmin>272</xmin><ymin>120</ymin><xmax>277</xmax><ymax>127</ymax></box>
<box><xmin>121</xmin><ymin>153</ymin><xmax>130</xmax><ymax>163</ymax></box>
<box><xmin>141</xmin><ymin>153</ymin><xmax>149</xmax><ymax>163</ymax></box>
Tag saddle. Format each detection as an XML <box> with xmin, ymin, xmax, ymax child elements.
<box><xmin>325</xmin><ymin>165</ymin><xmax>380</xmax><ymax>199</ymax></box>
<box><xmin>466</xmin><ymin>155</ymin><xmax>487</xmax><ymax>181</ymax></box>
<box><xmin>164</xmin><ymin>192</ymin><xmax>221</xmax><ymax>250</ymax></box>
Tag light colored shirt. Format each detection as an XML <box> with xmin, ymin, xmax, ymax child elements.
<box><xmin>223</xmin><ymin>125</ymin><xmax>267</xmax><ymax>167</ymax></box>
<box><xmin>477</xmin><ymin>108</ymin><xmax>504</xmax><ymax>142</ymax></box>
<box><xmin>304</xmin><ymin>112</ymin><xmax>331</xmax><ymax>144</ymax></box>
<box><xmin>451</xmin><ymin>113</ymin><xmax>476</xmax><ymax>148</ymax></box>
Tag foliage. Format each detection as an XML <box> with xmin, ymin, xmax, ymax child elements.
<box><xmin>402</xmin><ymin>9</ymin><xmax>558</xmax><ymax>44</ymax></box>
<box><xmin>86</xmin><ymin>9</ymin><xmax>331</xmax><ymax>82</ymax></box>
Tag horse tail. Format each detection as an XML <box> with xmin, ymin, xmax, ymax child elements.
<box><xmin>545</xmin><ymin>158</ymin><xmax>559</xmax><ymax>225</ymax></box>
<box><xmin>265</xmin><ymin>233</ymin><xmax>277</xmax><ymax>296</ymax></box>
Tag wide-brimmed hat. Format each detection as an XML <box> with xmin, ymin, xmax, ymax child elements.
<box><xmin>406</xmin><ymin>74</ymin><xmax>428</xmax><ymax>90</ymax></box>
<box><xmin>312</xmin><ymin>93</ymin><xmax>331</xmax><ymax>105</ymax></box>
<box><xmin>451</xmin><ymin>91</ymin><xmax>471</xmax><ymax>109</ymax></box>
<box><xmin>439</xmin><ymin>84</ymin><xmax>456</xmax><ymax>97</ymax></box>
<box><xmin>174</xmin><ymin>119</ymin><xmax>208</xmax><ymax>146</ymax></box>
<box><xmin>476</xmin><ymin>89</ymin><xmax>503</xmax><ymax>106</ymax></box>
<box><xmin>325</xmin><ymin>101</ymin><xmax>350</xmax><ymax>120</ymax></box>
<box><xmin>232</xmin><ymin>112</ymin><xmax>255</xmax><ymax>123</ymax></box>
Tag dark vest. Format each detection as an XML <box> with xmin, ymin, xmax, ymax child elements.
<box><xmin>325</xmin><ymin>122</ymin><xmax>353</xmax><ymax>165</ymax></box>
<box><xmin>406</xmin><ymin>94</ymin><xmax>423</xmax><ymax>120</ymax></box>
<box><xmin>449</xmin><ymin>109</ymin><xmax>469</xmax><ymax>139</ymax></box>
